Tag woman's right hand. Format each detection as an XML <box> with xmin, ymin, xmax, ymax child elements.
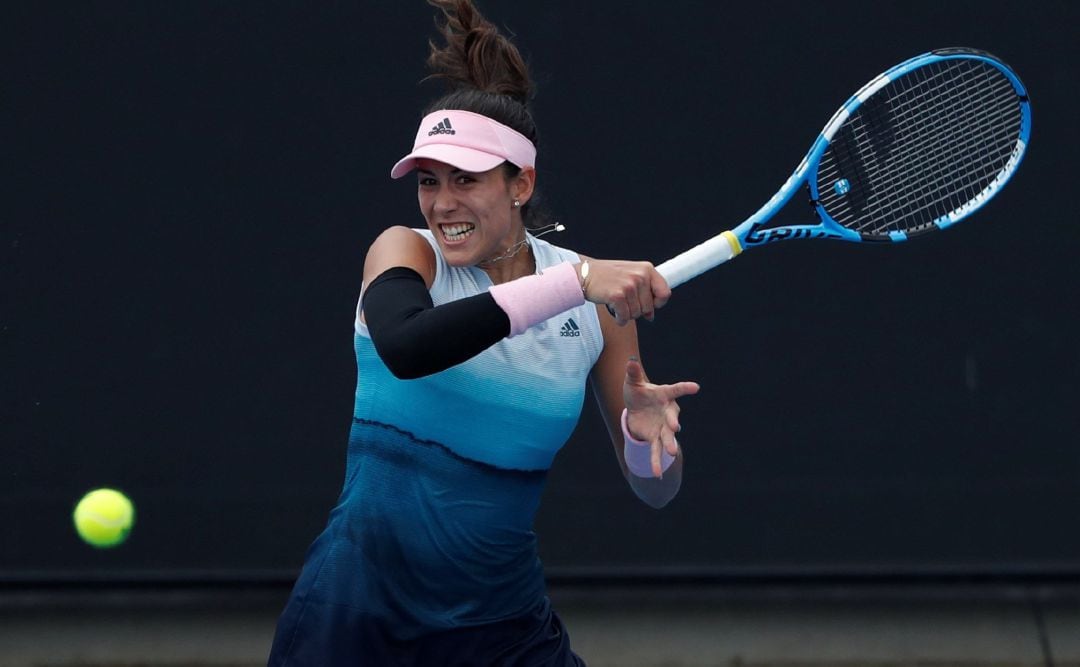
<box><xmin>578</xmin><ymin>259</ymin><xmax>671</xmax><ymax>325</ymax></box>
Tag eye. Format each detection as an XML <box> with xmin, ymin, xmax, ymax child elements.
<box><xmin>418</xmin><ymin>176</ymin><xmax>437</xmax><ymax>187</ymax></box>
<box><xmin>454</xmin><ymin>174</ymin><xmax>476</xmax><ymax>185</ymax></box>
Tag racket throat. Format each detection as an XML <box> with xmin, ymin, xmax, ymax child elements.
<box><xmin>743</xmin><ymin>185</ymin><xmax>840</xmax><ymax>245</ymax></box>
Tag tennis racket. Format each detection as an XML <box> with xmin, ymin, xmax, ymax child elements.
<box><xmin>655</xmin><ymin>47</ymin><xmax>1031</xmax><ymax>288</ymax></box>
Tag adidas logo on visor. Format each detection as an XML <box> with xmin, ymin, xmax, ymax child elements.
<box><xmin>427</xmin><ymin>118</ymin><xmax>456</xmax><ymax>136</ymax></box>
<box><xmin>559</xmin><ymin>318</ymin><xmax>581</xmax><ymax>338</ymax></box>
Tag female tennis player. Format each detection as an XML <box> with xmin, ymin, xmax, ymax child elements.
<box><xmin>268</xmin><ymin>1</ymin><xmax>699</xmax><ymax>664</ymax></box>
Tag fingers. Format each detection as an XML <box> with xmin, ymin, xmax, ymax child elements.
<box><xmin>611</xmin><ymin>276</ymin><xmax>646</xmax><ymax>324</ymax></box>
<box><xmin>588</xmin><ymin>260</ymin><xmax>667</xmax><ymax>323</ymax></box>
<box><xmin>625</xmin><ymin>358</ymin><xmax>647</xmax><ymax>386</ymax></box>
<box><xmin>635</xmin><ymin>274</ymin><xmax>655</xmax><ymax>321</ymax></box>
<box><xmin>625</xmin><ymin>288</ymin><xmax>644</xmax><ymax>323</ymax></box>
<box><xmin>651</xmin><ymin>270</ymin><xmax>672</xmax><ymax>311</ymax></box>
<box><xmin>633</xmin><ymin>266</ymin><xmax>657</xmax><ymax>320</ymax></box>
<box><xmin>649</xmin><ymin>428</ymin><xmax>679</xmax><ymax>477</ymax></box>
<box><xmin>654</xmin><ymin>381</ymin><xmax>700</xmax><ymax>403</ymax></box>
<box><xmin>660</xmin><ymin>426</ymin><xmax>680</xmax><ymax>458</ymax></box>
<box><xmin>661</xmin><ymin>383</ymin><xmax>698</xmax><ymax>433</ymax></box>
<box><xmin>608</xmin><ymin>301</ymin><xmax>630</xmax><ymax>326</ymax></box>
<box><xmin>665</xmin><ymin>404</ymin><xmax>682</xmax><ymax>435</ymax></box>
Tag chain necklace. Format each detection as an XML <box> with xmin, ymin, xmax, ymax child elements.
<box><xmin>477</xmin><ymin>223</ymin><xmax>565</xmax><ymax>268</ymax></box>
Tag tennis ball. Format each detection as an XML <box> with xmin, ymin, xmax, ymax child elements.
<box><xmin>73</xmin><ymin>488</ymin><xmax>134</xmax><ymax>548</ymax></box>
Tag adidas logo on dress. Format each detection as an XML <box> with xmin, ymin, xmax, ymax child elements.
<box><xmin>559</xmin><ymin>318</ymin><xmax>581</xmax><ymax>337</ymax></box>
<box><xmin>428</xmin><ymin>118</ymin><xmax>456</xmax><ymax>136</ymax></box>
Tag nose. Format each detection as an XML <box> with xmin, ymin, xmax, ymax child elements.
<box><xmin>432</xmin><ymin>183</ymin><xmax>457</xmax><ymax>216</ymax></box>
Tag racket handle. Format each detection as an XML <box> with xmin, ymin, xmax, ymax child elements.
<box><xmin>655</xmin><ymin>231</ymin><xmax>742</xmax><ymax>289</ymax></box>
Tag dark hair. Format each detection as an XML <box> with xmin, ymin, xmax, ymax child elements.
<box><xmin>422</xmin><ymin>0</ymin><xmax>552</xmax><ymax>229</ymax></box>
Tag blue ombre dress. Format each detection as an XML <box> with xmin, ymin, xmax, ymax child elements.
<box><xmin>269</xmin><ymin>231</ymin><xmax>602</xmax><ymax>665</ymax></box>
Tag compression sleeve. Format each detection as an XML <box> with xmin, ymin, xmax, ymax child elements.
<box><xmin>361</xmin><ymin>266</ymin><xmax>510</xmax><ymax>379</ymax></box>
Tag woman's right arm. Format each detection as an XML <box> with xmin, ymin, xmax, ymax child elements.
<box><xmin>361</xmin><ymin>225</ymin><xmax>438</xmax><ymax>289</ymax></box>
<box><xmin>361</xmin><ymin>226</ymin><xmax>513</xmax><ymax>379</ymax></box>
<box><xmin>360</xmin><ymin>228</ymin><xmax>674</xmax><ymax>379</ymax></box>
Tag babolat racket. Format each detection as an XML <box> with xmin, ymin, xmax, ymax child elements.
<box><xmin>656</xmin><ymin>47</ymin><xmax>1031</xmax><ymax>288</ymax></box>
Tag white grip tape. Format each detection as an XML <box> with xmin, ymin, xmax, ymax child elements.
<box><xmin>655</xmin><ymin>231</ymin><xmax>741</xmax><ymax>289</ymax></box>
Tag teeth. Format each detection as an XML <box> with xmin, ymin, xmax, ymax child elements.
<box><xmin>441</xmin><ymin>223</ymin><xmax>475</xmax><ymax>241</ymax></box>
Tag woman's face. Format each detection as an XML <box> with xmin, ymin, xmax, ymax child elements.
<box><xmin>415</xmin><ymin>158</ymin><xmax>523</xmax><ymax>267</ymax></box>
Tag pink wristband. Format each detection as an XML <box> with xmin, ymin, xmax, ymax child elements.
<box><xmin>488</xmin><ymin>261</ymin><xmax>585</xmax><ymax>337</ymax></box>
<box><xmin>622</xmin><ymin>408</ymin><xmax>675</xmax><ymax>478</ymax></box>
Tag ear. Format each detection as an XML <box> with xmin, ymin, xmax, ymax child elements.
<box><xmin>511</xmin><ymin>167</ymin><xmax>537</xmax><ymax>205</ymax></box>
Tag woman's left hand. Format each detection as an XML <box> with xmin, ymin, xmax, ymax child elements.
<box><xmin>622</xmin><ymin>357</ymin><xmax>700</xmax><ymax>477</ymax></box>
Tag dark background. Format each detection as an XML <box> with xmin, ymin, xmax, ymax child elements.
<box><xmin>4</xmin><ymin>1</ymin><xmax>1078</xmax><ymax>583</ymax></box>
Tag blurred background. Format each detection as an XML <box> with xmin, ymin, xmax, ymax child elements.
<box><xmin>4</xmin><ymin>1</ymin><xmax>1079</xmax><ymax>665</ymax></box>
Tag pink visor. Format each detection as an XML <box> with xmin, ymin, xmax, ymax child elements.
<box><xmin>390</xmin><ymin>109</ymin><xmax>537</xmax><ymax>179</ymax></box>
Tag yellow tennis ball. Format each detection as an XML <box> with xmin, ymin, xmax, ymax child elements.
<box><xmin>73</xmin><ymin>488</ymin><xmax>134</xmax><ymax>548</ymax></box>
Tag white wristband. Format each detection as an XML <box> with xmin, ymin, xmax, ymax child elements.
<box><xmin>622</xmin><ymin>408</ymin><xmax>675</xmax><ymax>478</ymax></box>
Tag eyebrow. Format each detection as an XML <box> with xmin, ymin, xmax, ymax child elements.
<box><xmin>416</xmin><ymin>167</ymin><xmax>467</xmax><ymax>177</ymax></box>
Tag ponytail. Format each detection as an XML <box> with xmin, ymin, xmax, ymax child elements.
<box><xmin>424</xmin><ymin>0</ymin><xmax>533</xmax><ymax>104</ymax></box>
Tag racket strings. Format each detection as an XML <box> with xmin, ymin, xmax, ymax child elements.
<box><xmin>843</xmin><ymin>76</ymin><xmax>1015</xmax><ymax>198</ymax></box>
<box><xmin>834</xmin><ymin>65</ymin><xmax>991</xmax><ymax>181</ymax></box>
<box><xmin>843</xmin><ymin>93</ymin><xmax>1019</xmax><ymax>229</ymax></box>
<box><xmin>832</xmin><ymin>62</ymin><xmax>1021</xmax><ymax>233</ymax></box>
<box><xmin>852</xmin><ymin>60</ymin><xmax>1016</xmax><ymax>211</ymax></box>
<box><xmin>874</xmin><ymin>117</ymin><xmax>1019</xmax><ymax>226</ymax></box>
<box><xmin>847</xmin><ymin>70</ymin><xmax>1019</xmax><ymax>225</ymax></box>
<box><xmin>816</xmin><ymin>58</ymin><xmax>1023</xmax><ymax>236</ymax></box>
<box><xmin>817</xmin><ymin>64</ymin><xmax>981</xmax><ymax>201</ymax></box>
<box><xmin>830</xmin><ymin>62</ymin><xmax>1018</xmax><ymax>231</ymax></box>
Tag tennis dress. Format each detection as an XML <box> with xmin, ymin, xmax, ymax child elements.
<box><xmin>268</xmin><ymin>231</ymin><xmax>603</xmax><ymax>666</ymax></box>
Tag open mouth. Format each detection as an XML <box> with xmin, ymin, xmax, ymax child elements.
<box><xmin>439</xmin><ymin>223</ymin><xmax>475</xmax><ymax>242</ymax></box>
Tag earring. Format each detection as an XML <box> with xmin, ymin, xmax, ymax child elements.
<box><xmin>512</xmin><ymin>200</ymin><xmax>521</xmax><ymax>208</ymax></box>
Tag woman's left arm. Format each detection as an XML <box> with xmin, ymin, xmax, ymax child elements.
<box><xmin>589</xmin><ymin>298</ymin><xmax>700</xmax><ymax>509</ymax></box>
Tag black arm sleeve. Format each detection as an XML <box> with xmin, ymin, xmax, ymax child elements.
<box><xmin>361</xmin><ymin>266</ymin><xmax>511</xmax><ymax>379</ymax></box>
